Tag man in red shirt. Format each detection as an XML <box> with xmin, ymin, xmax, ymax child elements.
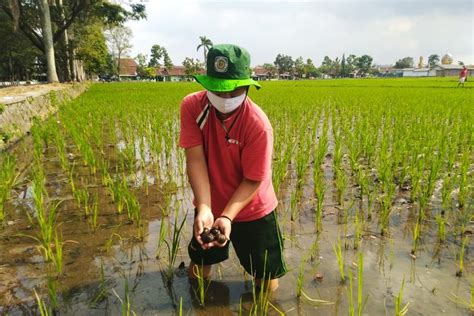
<box><xmin>179</xmin><ymin>44</ymin><xmax>286</xmax><ymax>291</ymax></box>
<box><xmin>458</xmin><ymin>65</ymin><xmax>468</xmax><ymax>87</ymax></box>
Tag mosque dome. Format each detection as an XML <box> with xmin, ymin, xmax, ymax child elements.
<box><xmin>441</xmin><ymin>53</ymin><xmax>453</xmax><ymax>65</ymax></box>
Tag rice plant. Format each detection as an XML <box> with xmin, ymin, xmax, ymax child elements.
<box><xmin>395</xmin><ymin>277</ymin><xmax>409</xmax><ymax>316</ymax></box>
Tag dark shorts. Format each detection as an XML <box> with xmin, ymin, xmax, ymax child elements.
<box><xmin>188</xmin><ymin>211</ymin><xmax>287</xmax><ymax>279</ymax></box>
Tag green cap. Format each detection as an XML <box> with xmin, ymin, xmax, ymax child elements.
<box><xmin>194</xmin><ymin>44</ymin><xmax>261</xmax><ymax>92</ymax></box>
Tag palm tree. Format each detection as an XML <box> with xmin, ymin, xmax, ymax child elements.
<box><xmin>196</xmin><ymin>36</ymin><xmax>213</xmax><ymax>66</ymax></box>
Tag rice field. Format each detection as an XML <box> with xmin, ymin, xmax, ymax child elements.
<box><xmin>0</xmin><ymin>78</ymin><xmax>473</xmax><ymax>315</ymax></box>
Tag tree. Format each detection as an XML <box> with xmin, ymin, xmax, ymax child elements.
<box><xmin>340</xmin><ymin>54</ymin><xmax>348</xmax><ymax>77</ymax></box>
<box><xmin>305</xmin><ymin>58</ymin><xmax>319</xmax><ymax>78</ymax></box>
<box><xmin>356</xmin><ymin>55</ymin><xmax>373</xmax><ymax>75</ymax></box>
<box><xmin>105</xmin><ymin>25</ymin><xmax>132</xmax><ymax>78</ymax></box>
<box><xmin>149</xmin><ymin>45</ymin><xmax>173</xmax><ymax>70</ymax></box>
<box><xmin>38</xmin><ymin>0</ymin><xmax>58</xmax><ymax>82</ymax></box>
<box><xmin>0</xmin><ymin>10</ymin><xmax>41</xmax><ymax>82</ymax></box>
<box><xmin>136</xmin><ymin>53</ymin><xmax>148</xmax><ymax>78</ymax></box>
<box><xmin>274</xmin><ymin>54</ymin><xmax>294</xmax><ymax>75</ymax></box>
<box><xmin>182</xmin><ymin>57</ymin><xmax>203</xmax><ymax>77</ymax></box>
<box><xmin>75</xmin><ymin>22</ymin><xmax>113</xmax><ymax>77</ymax></box>
<box><xmin>394</xmin><ymin>57</ymin><xmax>414</xmax><ymax>69</ymax></box>
<box><xmin>294</xmin><ymin>56</ymin><xmax>305</xmax><ymax>78</ymax></box>
<box><xmin>196</xmin><ymin>36</ymin><xmax>213</xmax><ymax>66</ymax></box>
<box><xmin>0</xmin><ymin>0</ymin><xmax>146</xmax><ymax>82</ymax></box>
<box><xmin>428</xmin><ymin>54</ymin><xmax>440</xmax><ymax>67</ymax></box>
<box><xmin>262</xmin><ymin>63</ymin><xmax>277</xmax><ymax>78</ymax></box>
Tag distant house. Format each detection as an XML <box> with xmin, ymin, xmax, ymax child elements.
<box><xmin>119</xmin><ymin>58</ymin><xmax>138</xmax><ymax>79</ymax></box>
<box><xmin>252</xmin><ymin>66</ymin><xmax>273</xmax><ymax>81</ymax></box>
<box><xmin>402</xmin><ymin>68</ymin><xmax>434</xmax><ymax>77</ymax></box>
<box><xmin>156</xmin><ymin>66</ymin><xmax>205</xmax><ymax>82</ymax></box>
<box><xmin>278</xmin><ymin>72</ymin><xmax>293</xmax><ymax>80</ymax></box>
<box><xmin>430</xmin><ymin>64</ymin><xmax>474</xmax><ymax>77</ymax></box>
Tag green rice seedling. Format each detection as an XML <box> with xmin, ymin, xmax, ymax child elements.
<box><xmin>163</xmin><ymin>210</ymin><xmax>187</xmax><ymax>281</ymax></box>
<box><xmin>192</xmin><ymin>264</ymin><xmax>210</xmax><ymax>307</ymax></box>
<box><xmin>156</xmin><ymin>217</ymin><xmax>169</xmax><ymax>259</ymax></box>
<box><xmin>356</xmin><ymin>252</ymin><xmax>368</xmax><ymax>316</ymax></box>
<box><xmin>435</xmin><ymin>214</ymin><xmax>447</xmax><ymax>243</ymax></box>
<box><xmin>51</xmin><ymin>230</ymin><xmax>63</xmax><ymax>275</ymax></box>
<box><xmin>447</xmin><ymin>277</ymin><xmax>474</xmax><ymax>312</ymax></box>
<box><xmin>74</xmin><ymin>189</ymin><xmax>89</xmax><ymax>217</ymax></box>
<box><xmin>456</xmin><ymin>236</ymin><xmax>469</xmax><ymax>277</ymax></box>
<box><xmin>0</xmin><ymin>153</ymin><xmax>18</xmax><ymax>224</ymax></box>
<box><xmin>411</xmin><ymin>217</ymin><xmax>421</xmax><ymax>256</ymax></box>
<box><xmin>335</xmin><ymin>168</ymin><xmax>348</xmax><ymax>207</ymax></box>
<box><xmin>89</xmin><ymin>194</ymin><xmax>100</xmax><ymax>232</ymax></box>
<box><xmin>353</xmin><ymin>212</ymin><xmax>363</xmax><ymax>250</ymax></box>
<box><xmin>112</xmin><ymin>280</ymin><xmax>136</xmax><ymax>316</ymax></box>
<box><xmin>332</xmin><ymin>240</ymin><xmax>346</xmax><ymax>283</ymax></box>
<box><xmin>89</xmin><ymin>261</ymin><xmax>110</xmax><ymax>306</ymax></box>
<box><xmin>68</xmin><ymin>162</ymin><xmax>76</xmax><ymax>195</ymax></box>
<box><xmin>441</xmin><ymin>174</ymin><xmax>453</xmax><ymax>211</ymax></box>
<box><xmin>314</xmin><ymin>168</ymin><xmax>325</xmax><ymax>233</ymax></box>
<box><xmin>457</xmin><ymin>150</ymin><xmax>470</xmax><ymax>208</ymax></box>
<box><xmin>178</xmin><ymin>297</ymin><xmax>183</xmax><ymax>316</ymax></box>
<box><xmin>34</xmin><ymin>289</ymin><xmax>51</xmax><ymax>316</ymax></box>
<box><xmin>395</xmin><ymin>277</ymin><xmax>409</xmax><ymax>316</ymax></box>
<box><xmin>347</xmin><ymin>268</ymin><xmax>355</xmax><ymax>316</ymax></box>
<box><xmin>47</xmin><ymin>276</ymin><xmax>58</xmax><ymax>310</ymax></box>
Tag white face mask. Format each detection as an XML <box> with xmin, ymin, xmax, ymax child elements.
<box><xmin>207</xmin><ymin>91</ymin><xmax>246</xmax><ymax>114</ymax></box>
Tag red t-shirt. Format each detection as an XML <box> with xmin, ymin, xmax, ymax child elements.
<box><xmin>179</xmin><ymin>90</ymin><xmax>277</xmax><ymax>222</ymax></box>
<box><xmin>460</xmin><ymin>68</ymin><xmax>468</xmax><ymax>78</ymax></box>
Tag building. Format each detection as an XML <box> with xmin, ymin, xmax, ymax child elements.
<box><xmin>430</xmin><ymin>64</ymin><xmax>474</xmax><ymax>77</ymax></box>
<box><xmin>402</xmin><ymin>68</ymin><xmax>435</xmax><ymax>77</ymax></box>
<box><xmin>252</xmin><ymin>66</ymin><xmax>273</xmax><ymax>81</ymax></box>
<box><xmin>118</xmin><ymin>58</ymin><xmax>138</xmax><ymax>79</ymax></box>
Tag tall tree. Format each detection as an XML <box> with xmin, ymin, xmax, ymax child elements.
<box><xmin>356</xmin><ymin>55</ymin><xmax>373</xmax><ymax>75</ymax></box>
<box><xmin>105</xmin><ymin>25</ymin><xmax>132</xmax><ymax>78</ymax></box>
<box><xmin>340</xmin><ymin>54</ymin><xmax>347</xmax><ymax>77</ymax></box>
<box><xmin>274</xmin><ymin>54</ymin><xmax>294</xmax><ymax>75</ymax></box>
<box><xmin>149</xmin><ymin>44</ymin><xmax>172</xmax><ymax>69</ymax></box>
<box><xmin>428</xmin><ymin>54</ymin><xmax>440</xmax><ymax>67</ymax></box>
<box><xmin>38</xmin><ymin>0</ymin><xmax>58</xmax><ymax>82</ymax></box>
<box><xmin>0</xmin><ymin>0</ymin><xmax>146</xmax><ymax>82</ymax></box>
<box><xmin>294</xmin><ymin>56</ymin><xmax>305</xmax><ymax>78</ymax></box>
<box><xmin>196</xmin><ymin>36</ymin><xmax>213</xmax><ymax>65</ymax></box>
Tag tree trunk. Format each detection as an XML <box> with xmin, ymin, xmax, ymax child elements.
<box><xmin>38</xmin><ymin>0</ymin><xmax>59</xmax><ymax>83</ymax></box>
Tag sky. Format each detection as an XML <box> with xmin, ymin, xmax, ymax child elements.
<box><xmin>122</xmin><ymin>0</ymin><xmax>474</xmax><ymax>67</ymax></box>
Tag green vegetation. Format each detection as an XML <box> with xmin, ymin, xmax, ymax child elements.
<box><xmin>0</xmin><ymin>78</ymin><xmax>472</xmax><ymax>314</ymax></box>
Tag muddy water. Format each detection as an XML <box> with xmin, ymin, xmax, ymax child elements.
<box><xmin>0</xmin><ymin>132</ymin><xmax>473</xmax><ymax>315</ymax></box>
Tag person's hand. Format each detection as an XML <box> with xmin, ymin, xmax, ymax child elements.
<box><xmin>207</xmin><ymin>215</ymin><xmax>232</xmax><ymax>249</ymax></box>
<box><xmin>194</xmin><ymin>207</ymin><xmax>214</xmax><ymax>249</ymax></box>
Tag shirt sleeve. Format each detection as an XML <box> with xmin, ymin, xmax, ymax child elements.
<box><xmin>241</xmin><ymin>126</ymin><xmax>273</xmax><ymax>181</ymax></box>
<box><xmin>179</xmin><ymin>96</ymin><xmax>203</xmax><ymax>148</ymax></box>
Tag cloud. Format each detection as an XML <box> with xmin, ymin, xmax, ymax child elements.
<box><xmin>125</xmin><ymin>0</ymin><xmax>474</xmax><ymax>66</ymax></box>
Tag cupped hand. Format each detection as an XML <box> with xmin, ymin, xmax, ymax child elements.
<box><xmin>206</xmin><ymin>216</ymin><xmax>232</xmax><ymax>249</ymax></box>
<box><xmin>194</xmin><ymin>207</ymin><xmax>214</xmax><ymax>249</ymax></box>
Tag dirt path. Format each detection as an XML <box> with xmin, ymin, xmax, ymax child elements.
<box><xmin>0</xmin><ymin>83</ymin><xmax>67</xmax><ymax>104</ymax></box>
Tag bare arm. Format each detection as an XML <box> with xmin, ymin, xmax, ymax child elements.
<box><xmin>185</xmin><ymin>145</ymin><xmax>213</xmax><ymax>247</ymax></box>
<box><xmin>209</xmin><ymin>178</ymin><xmax>262</xmax><ymax>248</ymax></box>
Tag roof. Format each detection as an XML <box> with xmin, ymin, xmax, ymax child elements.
<box><xmin>253</xmin><ymin>66</ymin><xmax>272</xmax><ymax>76</ymax></box>
<box><xmin>119</xmin><ymin>58</ymin><xmax>138</xmax><ymax>76</ymax></box>
<box><xmin>431</xmin><ymin>64</ymin><xmax>472</xmax><ymax>70</ymax></box>
<box><xmin>156</xmin><ymin>66</ymin><xmax>205</xmax><ymax>76</ymax></box>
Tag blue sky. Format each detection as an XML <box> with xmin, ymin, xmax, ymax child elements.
<box><xmin>124</xmin><ymin>0</ymin><xmax>474</xmax><ymax>66</ymax></box>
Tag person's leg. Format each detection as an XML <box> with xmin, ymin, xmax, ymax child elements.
<box><xmin>255</xmin><ymin>277</ymin><xmax>279</xmax><ymax>291</ymax></box>
<box><xmin>231</xmin><ymin>211</ymin><xmax>287</xmax><ymax>291</ymax></box>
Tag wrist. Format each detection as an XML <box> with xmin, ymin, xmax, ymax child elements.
<box><xmin>218</xmin><ymin>214</ymin><xmax>233</xmax><ymax>223</ymax></box>
<box><xmin>197</xmin><ymin>204</ymin><xmax>212</xmax><ymax>215</ymax></box>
